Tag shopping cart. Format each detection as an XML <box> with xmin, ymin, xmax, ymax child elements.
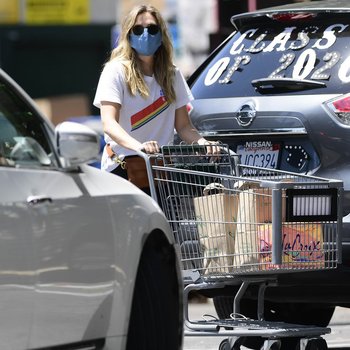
<box><xmin>138</xmin><ymin>143</ymin><xmax>343</xmax><ymax>350</ymax></box>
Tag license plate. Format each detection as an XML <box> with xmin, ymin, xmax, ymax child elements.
<box><xmin>237</xmin><ymin>141</ymin><xmax>280</xmax><ymax>168</ymax></box>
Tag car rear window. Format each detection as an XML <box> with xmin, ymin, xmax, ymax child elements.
<box><xmin>191</xmin><ymin>16</ymin><xmax>350</xmax><ymax>99</ymax></box>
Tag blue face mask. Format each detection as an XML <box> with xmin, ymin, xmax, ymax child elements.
<box><xmin>129</xmin><ymin>29</ymin><xmax>162</xmax><ymax>56</ymax></box>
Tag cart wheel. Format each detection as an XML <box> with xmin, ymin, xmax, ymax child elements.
<box><xmin>261</xmin><ymin>339</ymin><xmax>281</xmax><ymax>350</ymax></box>
<box><xmin>305</xmin><ymin>338</ymin><xmax>328</xmax><ymax>350</ymax></box>
<box><xmin>219</xmin><ymin>339</ymin><xmax>232</xmax><ymax>350</ymax></box>
<box><xmin>229</xmin><ymin>336</ymin><xmax>246</xmax><ymax>350</ymax></box>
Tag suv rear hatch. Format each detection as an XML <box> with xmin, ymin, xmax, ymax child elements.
<box><xmin>188</xmin><ymin>7</ymin><xmax>350</xmax><ymax>216</ymax></box>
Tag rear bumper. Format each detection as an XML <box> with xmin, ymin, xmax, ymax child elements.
<box><xmin>266</xmin><ymin>263</ymin><xmax>350</xmax><ymax>305</ymax></box>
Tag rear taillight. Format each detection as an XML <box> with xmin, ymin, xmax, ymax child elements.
<box><xmin>325</xmin><ymin>94</ymin><xmax>350</xmax><ymax>125</ymax></box>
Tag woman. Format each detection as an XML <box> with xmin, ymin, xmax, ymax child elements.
<box><xmin>94</xmin><ymin>4</ymin><xmax>216</xmax><ymax>188</ymax></box>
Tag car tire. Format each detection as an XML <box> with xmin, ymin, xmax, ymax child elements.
<box><xmin>126</xmin><ymin>234</ymin><xmax>182</xmax><ymax>350</ymax></box>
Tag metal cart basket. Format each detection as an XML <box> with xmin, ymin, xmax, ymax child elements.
<box><xmin>140</xmin><ymin>143</ymin><xmax>343</xmax><ymax>350</ymax></box>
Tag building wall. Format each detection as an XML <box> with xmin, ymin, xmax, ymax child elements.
<box><xmin>0</xmin><ymin>0</ymin><xmax>119</xmax><ymax>24</ymax></box>
<box><xmin>119</xmin><ymin>0</ymin><xmax>165</xmax><ymax>20</ymax></box>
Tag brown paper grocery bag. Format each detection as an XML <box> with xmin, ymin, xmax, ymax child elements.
<box><xmin>233</xmin><ymin>189</ymin><xmax>260</xmax><ymax>270</ymax></box>
<box><xmin>193</xmin><ymin>192</ymin><xmax>239</xmax><ymax>274</ymax></box>
<box><xmin>233</xmin><ymin>187</ymin><xmax>287</xmax><ymax>271</ymax></box>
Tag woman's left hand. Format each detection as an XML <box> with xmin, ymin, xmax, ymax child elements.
<box><xmin>198</xmin><ymin>139</ymin><xmax>221</xmax><ymax>159</ymax></box>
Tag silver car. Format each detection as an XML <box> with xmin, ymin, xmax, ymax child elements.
<box><xmin>186</xmin><ymin>0</ymin><xmax>350</xmax><ymax>334</ymax></box>
<box><xmin>0</xmin><ymin>68</ymin><xmax>183</xmax><ymax>350</ymax></box>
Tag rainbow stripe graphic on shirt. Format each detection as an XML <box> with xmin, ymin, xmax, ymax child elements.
<box><xmin>130</xmin><ymin>96</ymin><xmax>169</xmax><ymax>131</ymax></box>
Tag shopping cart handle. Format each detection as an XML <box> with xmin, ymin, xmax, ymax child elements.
<box><xmin>217</xmin><ymin>145</ymin><xmax>241</xmax><ymax>175</ymax></box>
<box><xmin>135</xmin><ymin>149</ymin><xmax>158</xmax><ymax>200</ymax></box>
<box><xmin>225</xmin><ymin>147</ymin><xmax>237</xmax><ymax>156</ymax></box>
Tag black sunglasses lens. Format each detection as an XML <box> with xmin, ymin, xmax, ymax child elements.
<box><xmin>132</xmin><ymin>25</ymin><xmax>144</xmax><ymax>35</ymax></box>
<box><xmin>148</xmin><ymin>24</ymin><xmax>159</xmax><ymax>35</ymax></box>
<box><xmin>132</xmin><ymin>24</ymin><xmax>159</xmax><ymax>36</ymax></box>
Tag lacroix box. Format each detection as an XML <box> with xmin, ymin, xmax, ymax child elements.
<box><xmin>258</xmin><ymin>223</ymin><xmax>324</xmax><ymax>270</ymax></box>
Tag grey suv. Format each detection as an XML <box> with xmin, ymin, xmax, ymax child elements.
<box><xmin>187</xmin><ymin>0</ymin><xmax>350</xmax><ymax>329</ymax></box>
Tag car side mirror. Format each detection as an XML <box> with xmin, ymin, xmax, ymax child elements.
<box><xmin>55</xmin><ymin>121</ymin><xmax>100</xmax><ymax>167</ymax></box>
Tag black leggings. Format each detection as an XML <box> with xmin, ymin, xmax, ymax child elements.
<box><xmin>111</xmin><ymin>165</ymin><xmax>151</xmax><ymax>196</ymax></box>
<box><xmin>111</xmin><ymin>164</ymin><xmax>128</xmax><ymax>179</ymax></box>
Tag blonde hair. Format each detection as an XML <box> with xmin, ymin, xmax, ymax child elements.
<box><xmin>109</xmin><ymin>5</ymin><xmax>176</xmax><ymax>103</ymax></box>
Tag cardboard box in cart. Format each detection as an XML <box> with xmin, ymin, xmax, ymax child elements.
<box><xmin>258</xmin><ymin>223</ymin><xmax>325</xmax><ymax>270</ymax></box>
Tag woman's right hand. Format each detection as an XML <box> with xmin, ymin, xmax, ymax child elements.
<box><xmin>139</xmin><ymin>140</ymin><xmax>160</xmax><ymax>154</ymax></box>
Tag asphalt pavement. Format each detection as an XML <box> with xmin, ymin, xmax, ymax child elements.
<box><xmin>184</xmin><ymin>299</ymin><xmax>350</xmax><ymax>350</ymax></box>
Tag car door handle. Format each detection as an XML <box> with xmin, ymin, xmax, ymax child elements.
<box><xmin>27</xmin><ymin>195</ymin><xmax>53</xmax><ymax>205</ymax></box>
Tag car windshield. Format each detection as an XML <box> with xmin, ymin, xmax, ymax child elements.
<box><xmin>0</xmin><ymin>81</ymin><xmax>57</xmax><ymax>168</ymax></box>
<box><xmin>191</xmin><ymin>16</ymin><xmax>350</xmax><ymax>99</ymax></box>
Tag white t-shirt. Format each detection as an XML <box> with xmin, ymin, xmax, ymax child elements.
<box><xmin>93</xmin><ymin>59</ymin><xmax>193</xmax><ymax>172</ymax></box>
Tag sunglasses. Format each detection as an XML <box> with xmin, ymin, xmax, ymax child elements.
<box><xmin>132</xmin><ymin>24</ymin><xmax>160</xmax><ymax>36</ymax></box>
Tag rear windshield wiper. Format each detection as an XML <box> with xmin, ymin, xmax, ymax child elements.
<box><xmin>252</xmin><ymin>78</ymin><xmax>326</xmax><ymax>90</ymax></box>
